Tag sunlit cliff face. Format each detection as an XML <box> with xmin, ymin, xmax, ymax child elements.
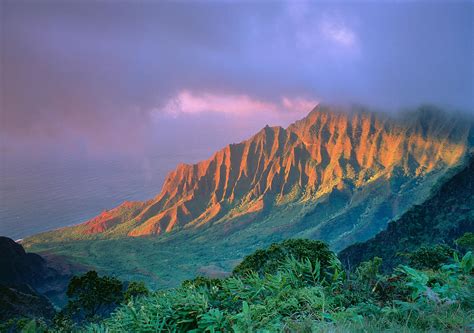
<box><xmin>38</xmin><ymin>105</ymin><xmax>471</xmax><ymax>241</ymax></box>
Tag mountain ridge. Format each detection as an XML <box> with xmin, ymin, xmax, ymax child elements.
<box><xmin>25</xmin><ymin>105</ymin><xmax>473</xmax><ymax>250</ymax></box>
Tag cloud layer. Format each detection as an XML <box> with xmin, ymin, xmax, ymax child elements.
<box><xmin>159</xmin><ymin>91</ymin><xmax>317</xmax><ymax>119</ymax></box>
<box><xmin>1</xmin><ymin>1</ymin><xmax>473</xmax><ymax>155</ymax></box>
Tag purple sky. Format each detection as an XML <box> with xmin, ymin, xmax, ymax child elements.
<box><xmin>1</xmin><ymin>1</ymin><xmax>473</xmax><ymax>158</ymax></box>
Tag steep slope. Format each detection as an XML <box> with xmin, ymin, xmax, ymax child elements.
<box><xmin>0</xmin><ymin>237</ymin><xmax>76</xmax><ymax>306</ymax></box>
<box><xmin>0</xmin><ymin>284</ymin><xmax>56</xmax><ymax>322</ymax></box>
<box><xmin>25</xmin><ymin>105</ymin><xmax>473</xmax><ymax>250</ymax></box>
<box><xmin>0</xmin><ymin>236</ymin><xmax>66</xmax><ymax>288</ymax></box>
<box><xmin>338</xmin><ymin>153</ymin><xmax>474</xmax><ymax>271</ymax></box>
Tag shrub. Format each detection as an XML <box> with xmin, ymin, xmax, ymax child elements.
<box><xmin>355</xmin><ymin>257</ymin><xmax>382</xmax><ymax>286</ymax></box>
<box><xmin>90</xmin><ymin>249</ymin><xmax>474</xmax><ymax>332</ymax></box>
<box><xmin>405</xmin><ymin>244</ymin><xmax>455</xmax><ymax>270</ymax></box>
<box><xmin>181</xmin><ymin>276</ymin><xmax>222</xmax><ymax>289</ymax></box>
<box><xmin>63</xmin><ymin>271</ymin><xmax>124</xmax><ymax>322</ymax></box>
<box><xmin>124</xmin><ymin>281</ymin><xmax>149</xmax><ymax>301</ymax></box>
<box><xmin>25</xmin><ymin>241</ymin><xmax>472</xmax><ymax>332</ymax></box>
<box><xmin>456</xmin><ymin>232</ymin><xmax>474</xmax><ymax>251</ymax></box>
<box><xmin>232</xmin><ymin>239</ymin><xmax>336</xmax><ymax>277</ymax></box>
<box><xmin>0</xmin><ymin>317</ymin><xmax>48</xmax><ymax>333</ymax></box>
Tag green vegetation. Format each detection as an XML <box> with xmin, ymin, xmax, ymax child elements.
<box><xmin>63</xmin><ymin>271</ymin><xmax>123</xmax><ymax>322</ymax></box>
<box><xmin>456</xmin><ymin>232</ymin><xmax>474</xmax><ymax>251</ymax></box>
<box><xmin>2</xmin><ymin>238</ymin><xmax>473</xmax><ymax>332</ymax></box>
<box><xmin>404</xmin><ymin>244</ymin><xmax>455</xmax><ymax>270</ymax></box>
<box><xmin>124</xmin><ymin>281</ymin><xmax>150</xmax><ymax>302</ymax></box>
<box><xmin>233</xmin><ymin>239</ymin><xmax>335</xmax><ymax>277</ymax></box>
<box><xmin>339</xmin><ymin>154</ymin><xmax>474</xmax><ymax>271</ymax></box>
<box><xmin>0</xmin><ymin>317</ymin><xmax>49</xmax><ymax>333</ymax></box>
<box><xmin>48</xmin><ymin>271</ymin><xmax>150</xmax><ymax>332</ymax></box>
<box><xmin>87</xmin><ymin>239</ymin><xmax>473</xmax><ymax>332</ymax></box>
<box><xmin>23</xmin><ymin>233</ymin><xmax>244</xmax><ymax>291</ymax></box>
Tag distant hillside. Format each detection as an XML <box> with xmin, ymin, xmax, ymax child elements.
<box><xmin>26</xmin><ymin>105</ymin><xmax>473</xmax><ymax>251</ymax></box>
<box><xmin>339</xmin><ymin>154</ymin><xmax>474</xmax><ymax>271</ymax></box>
<box><xmin>0</xmin><ymin>237</ymin><xmax>76</xmax><ymax>307</ymax></box>
<box><xmin>0</xmin><ymin>284</ymin><xmax>56</xmax><ymax>323</ymax></box>
<box><xmin>0</xmin><ymin>236</ymin><xmax>65</xmax><ymax>287</ymax></box>
<box><xmin>0</xmin><ymin>237</ymin><xmax>67</xmax><ymax>320</ymax></box>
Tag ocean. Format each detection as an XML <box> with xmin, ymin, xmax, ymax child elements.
<box><xmin>0</xmin><ymin>149</ymin><xmax>211</xmax><ymax>240</ymax></box>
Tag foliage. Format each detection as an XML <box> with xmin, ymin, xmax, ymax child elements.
<box><xmin>87</xmin><ymin>241</ymin><xmax>474</xmax><ymax>332</ymax></box>
<box><xmin>339</xmin><ymin>154</ymin><xmax>474</xmax><ymax>271</ymax></box>
<box><xmin>124</xmin><ymin>281</ymin><xmax>149</xmax><ymax>302</ymax></box>
<box><xmin>456</xmin><ymin>232</ymin><xmax>474</xmax><ymax>251</ymax></box>
<box><xmin>51</xmin><ymin>311</ymin><xmax>78</xmax><ymax>333</ymax></box>
<box><xmin>0</xmin><ymin>317</ymin><xmax>48</xmax><ymax>333</ymax></box>
<box><xmin>62</xmin><ymin>271</ymin><xmax>124</xmax><ymax>323</ymax></box>
<box><xmin>355</xmin><ymin>257</ymin><xmax>382</xmax><ymax>285</ymax></box>
<box><xmin>232</xmin><ymin>239</ymin><xmax>336</xmax><ymax>277</ymax></box>
<box><xmin>404</xmin><ymin>244</ymin><xmax>455</xmax><ymax>270</ymax></box>
<box><xmin>2</xmin><ymin>240</ymin><xmax>472</xmax><ymax>332</ymax></box>
<box><xmin>181</xmin><ymin>276</ymin><xmax>222</xmax><ymax>289</ymax></box>
<box><xmin>0</xmin><ymin>276</ymin><xmax>150</xmax><ymax>333</ymax></box>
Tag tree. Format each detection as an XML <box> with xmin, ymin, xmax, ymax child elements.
<box><xmin>64</xmin><ymin>271</ymin><xmax>123</xmax><ymax>322</ymax></box>
<box><xmin>406</xmin><ymin>244</ymin><xmax>454</xmax><ymax>270</ymax></box>
<box><xmin>232</xmin><ymin>239</ymin><xmax>336</xmax><ymax>276</ymax></box>
<box><xmin>355</xmin><ymin>256</ymin><xmax>382</xmax><ymax>285</ymax></box>
<box><xmin>456</xmin><ymin>232</ymin><xmax>474</xmax><ymax>252</ymax></box>
<box><xmin>124</xmin><ymin>281</ymin><xmax>149</xmax><ymax>301</ymax></box>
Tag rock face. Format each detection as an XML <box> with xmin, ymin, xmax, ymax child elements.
<box><xmin>26</xmin><ymin>105</ymin><xmax>474</xmax><ymax>250</ymax></box>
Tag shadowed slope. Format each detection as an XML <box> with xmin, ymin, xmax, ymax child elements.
<box><xmin>0</xmin><ymin>237</ymin><xmax>73</xmax><ymax>308</ymax></box>
<box><xmin>339</xmin><ymin>153</ymin><xmax>474</xmax><ymax>271</ymax></box>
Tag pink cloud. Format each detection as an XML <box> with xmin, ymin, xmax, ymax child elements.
<box><xmin>162</xmin><ymin>90</ymin><xmax>278</xmax><ymax>116</ymax></box>
<box><xmin>157</xmin><ymin>90</ymin><xmax>318</xmax><ymax>121</ymax></box>
<box><xmin>282</xmin><ymin>97</ymin><xmax>319</xmax><ymax>114</ymax></box>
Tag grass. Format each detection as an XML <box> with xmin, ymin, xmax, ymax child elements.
<box><xmin>26</xmin><ymin>234</ymin><xmax>246</xmax><ymax>290</ymax></box>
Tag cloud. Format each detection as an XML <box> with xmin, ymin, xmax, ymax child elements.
<box><xmin>155</xmin><ymin>91</ymin><xmax>318</xmax><ymax>120</ymax></box>
<box><xmin>320</xmin><ymin>19</ymin><xmax>357</xmax><ymax>47</ymax></box>
<box><xmin>2</xmin><ymin>1</ymin><xmax>472</xmax><ymax>158</ymax></box>
<box><xmin>282</xmin><ymin>97</ymin><xmax>319</xmax><ymax>114</ymax></box>
<box><xmin>285</xmin><ymin>3</ymin><xmax>358</xmax><ymax>52</ymax></box>
<box><xmin>160</xmin><ymin>91</ymin><xmax>277</xmax><ymax>116</ymax></box>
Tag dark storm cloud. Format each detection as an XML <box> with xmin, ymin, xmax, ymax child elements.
<box><xmin>1</xmin><ymin>0</ymin><xmax>473</xmax><ymax>153</ymax></box>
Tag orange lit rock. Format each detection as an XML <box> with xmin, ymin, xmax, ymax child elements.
<box><xmin>57</xmin><ymin>105</ymin><xmax>474</xmax><ymax>238</ymax></box>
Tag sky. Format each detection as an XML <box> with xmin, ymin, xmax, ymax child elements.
<box><xmin>1</xmin><ymin>0</ymin><xmax>473</xmax><ymax>158</ymax></box>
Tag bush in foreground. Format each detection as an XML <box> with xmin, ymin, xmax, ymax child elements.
<box><xmin>88</xmin><ymin>241</ymin><xmax>474</xmax><ymax>332</ymax></box>
<box><xmin>232</xmin><ymin>239</ymin><xmax>336</xmax><ymax>277</ymax></box>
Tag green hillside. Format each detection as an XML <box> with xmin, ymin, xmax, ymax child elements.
<box><xmin>23</xmin><ymin>108</ymin><xmax>474</xmax><ymax>292</ymax></box>
<box><xmin>339</xmin><ymin>153</ymin><xmax>474</xmax><ymax>271</ymax></box>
